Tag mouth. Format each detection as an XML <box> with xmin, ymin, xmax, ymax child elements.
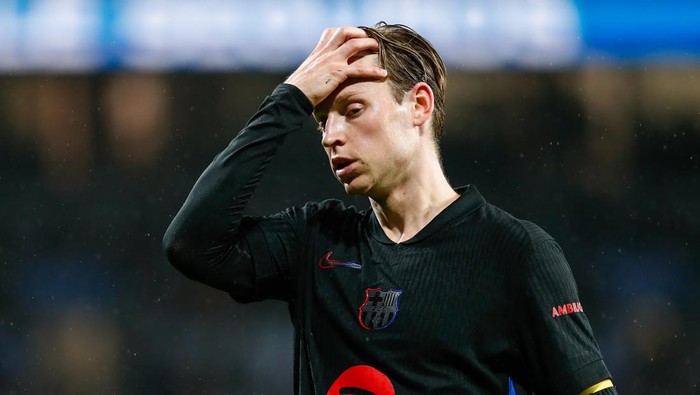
<box><xmin>331</xmin><ymin>157</ymin><xmax>357</xmax><ymax>178</ymax></box>
<box><xmin>332</xmin><ymin>157</ymin><xmax>353</xmax><ymax>170</ymax></box>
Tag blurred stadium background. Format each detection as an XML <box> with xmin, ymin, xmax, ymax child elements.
<box><xmin>1</xmin><ymin>0</ymin><xmax>699</xmax><ymax>393</ymax></box>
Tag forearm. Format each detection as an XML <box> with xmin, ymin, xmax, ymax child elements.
<box><xmin>163</xmin><ymin>84</ymin><xmax>312</xmax><ymax>287</ymax></box>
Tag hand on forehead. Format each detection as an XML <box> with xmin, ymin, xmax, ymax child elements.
<box><xmin>285</xmin><ymin>26</ymin><xmax>387</xmax><ymax>107</ymax></box>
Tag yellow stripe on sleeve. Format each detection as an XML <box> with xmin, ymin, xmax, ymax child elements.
<box><xmin>579</xmin><ymin>379</ymin><xmax>614</xmax><ymax>395</ymax></box>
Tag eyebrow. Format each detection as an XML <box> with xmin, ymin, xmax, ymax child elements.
<box><xmin>335</xmin><ymin>89</ymin><xmax>364</xmax><ymax>103</ymax></box>
<box><xmin>313</xmin><ymin>89</ymin><xmax>364</xmax><ymax>120</ymax></box>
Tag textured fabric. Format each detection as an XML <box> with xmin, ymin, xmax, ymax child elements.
<box><xmin>164</xmin><ymin>84</ymin><xmax>616</xmax><ymax>394</ymax></box>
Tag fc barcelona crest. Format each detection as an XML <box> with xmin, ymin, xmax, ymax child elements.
<box><xmin>358</xmin><ymin>288</ymin><xmax>402</xmax><ymax>330</ymax></box>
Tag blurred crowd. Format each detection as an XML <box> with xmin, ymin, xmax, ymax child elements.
<box><xmin>1</xmin><ymin>69</ymin><xmax>698</xmax><ymax>393</ymax></box>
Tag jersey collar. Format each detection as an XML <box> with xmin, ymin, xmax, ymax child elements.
<box><xmin>367</xmin><ymin>184</ymin><xmax>486</xmax><ymax>245</ymax></box>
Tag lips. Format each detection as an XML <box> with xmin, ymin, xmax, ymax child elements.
<box><xmin>332</xmin><ymin>157</ymin><xmax>353</xmax><ymax>170</ymax></box>
<box><xmin>331</xmin><ymin>157</ymin><xmax>357</xmax><ymax>178</ymax></box>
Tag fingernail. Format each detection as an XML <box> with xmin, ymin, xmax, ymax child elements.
<box><xmin>381</xmin><ymin>69</ymin><xmax>388</xmax><ymax>76</ymax></box>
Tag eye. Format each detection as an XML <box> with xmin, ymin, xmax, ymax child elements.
<box><xmin>345</xmin><ymin>104</ymin><xmax>363</xmax><ymax>118</ymax></box>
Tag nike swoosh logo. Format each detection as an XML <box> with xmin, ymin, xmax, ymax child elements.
<box><xmin>318</xmin><ymin>251</ymin><xmax>361</xmax><ymax>270</ymax></box>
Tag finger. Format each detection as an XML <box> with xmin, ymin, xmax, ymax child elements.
<box><xmin>326</xmin><ymin>26</ymin><xmax>368</xmax><ymax>49</ymax></box>
<box><xmin>343</xmin><ymin>64</ymin><xmax>388</xmax><ymax>80</ymax></box>
<box><xmin>338</xmin><ymin>37</ymin><xmax>379</xmax><ymax>59</ymax></box>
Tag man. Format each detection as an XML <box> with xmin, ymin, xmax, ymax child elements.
<box><xmin>164</xmin><ymin>23</ymin><xmax>616</xmax><ymax>394</ymax></box>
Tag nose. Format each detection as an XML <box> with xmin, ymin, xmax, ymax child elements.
<box><xmin>321</xmin><ymin>113</ymin><xmax>345</xmax><ymax>148</ymax></box>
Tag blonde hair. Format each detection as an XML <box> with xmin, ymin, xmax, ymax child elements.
<box><xmin>359</xmin><ymin>22</ymin><xmax>447</xmax><ymax>140</ymax></box>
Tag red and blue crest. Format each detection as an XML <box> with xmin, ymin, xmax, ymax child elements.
<box><xmin>358</xmin><ymin>288</ymin><xmax>402</xmax><ymax>331</ymax></box>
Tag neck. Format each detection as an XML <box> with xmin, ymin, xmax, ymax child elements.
<box><xmin>370</xmin><ymin>160</ymin><xmax>459</xmax><ymax>244</ymax></box>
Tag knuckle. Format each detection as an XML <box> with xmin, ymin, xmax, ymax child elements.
<box><xmin>337</xmin><ymin>26</ymin><xmax>357</xmax><ymax>38</ymax></box>
<box><xmin>344</xmin><ymin>38</ymin><xmax>360</xmax><ymax>50</ymax></box>
<box><xmin>352</xmin><ymin>38</ymin><xmax>374</xmax><ymax>50</ymax></box>
<box><xmin>349</xmin><ymin>38</ymin><xmax>370</xmax><ymax>51</ymax></box>
<box><xmin>318</xmin><ymin>27</ymin><xmax>336</xmax><ymax>43</ymax></box>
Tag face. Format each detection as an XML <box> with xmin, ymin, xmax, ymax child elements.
<box><xmin>314</xmin><ymin>55</ymin><xmax>421</xmax><ymax>198</ymax></box>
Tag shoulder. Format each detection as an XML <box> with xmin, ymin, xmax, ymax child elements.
<box><xmin>477</xmin><ymin>201</ymin><xmax>554</xmax><ymax>253</ymax></box>
<box><xmin>480</xmin><ymin>205</ymin><xmax>574</xmax><ymax>287</ymax></box>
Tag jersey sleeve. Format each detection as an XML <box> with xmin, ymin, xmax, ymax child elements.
<box><xmin>163</xmin><ymin>84</ymin><xmax>313</xmax><ymax>303</ymax></box>
<box><xmin>515</xmin><ymin>233</ymin><xmax>615</xmax><ymax>394</ymax></box>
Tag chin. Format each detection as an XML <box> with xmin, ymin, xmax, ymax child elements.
<box><xmin>343</xmin><ymin>184</ymin><xmax>364</xmax><ymax>196</ymax></box>
<box><xmin>341</xmin><ymin>179</ymin><xmax>371</xmax><ymax>196</ymax></box>
<box><xmin>345</xmin><ymin>182</ymin><xmax>385</xmax><ymax>200</ymax></box>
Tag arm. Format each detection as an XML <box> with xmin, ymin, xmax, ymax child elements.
<box><xmin>163</xmin><ymin>84</ymin><xmax>312</xmax><ymax>300</ymax></box>
<box><xmin>516</xmin><ymin>234</ymin><xmax>616</xmax><ymax>394</ymax></box>
<box><xmin>163</xmin><ymin>27</ymin><xmax>386</xmax><ymax>301</ymax></box>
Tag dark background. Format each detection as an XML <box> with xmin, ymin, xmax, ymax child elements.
<box><xmin>1</xmin><ymin>68</ymin><xmax>698</xmax><ymax>393</ymax></box>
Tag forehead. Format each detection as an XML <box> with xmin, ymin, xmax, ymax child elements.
<box><xmin>314</xmin><ymin>53</ymin><xmax>386</xmax><ymax>117</ymax></box>
<box><xmin>350</xmin><ymin>51</ymin><xmax>379</xmax><ymax>68</ymax></box>
<box><xmin>314</xmin><ymin>80</ymin><xmax>386</xmax><ymax>119</ymax></box>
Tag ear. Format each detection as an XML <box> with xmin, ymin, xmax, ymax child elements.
<box><xmin>409</xmin><ymin>82</ymin><xmax>434</xmax><ymax>129</ymax></box>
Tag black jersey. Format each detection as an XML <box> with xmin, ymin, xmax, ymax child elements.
<box><xmin>164</xmin><ymin>84</ymin><xmax>615</xmax><ymax>394</ymax></box>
